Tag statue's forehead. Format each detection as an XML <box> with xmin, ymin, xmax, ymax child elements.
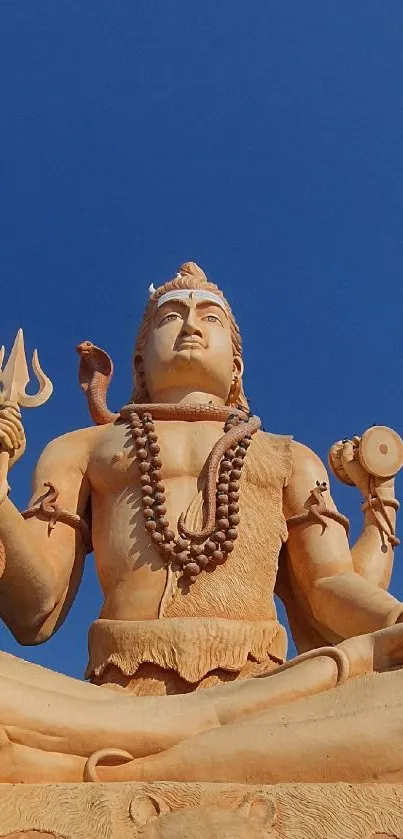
<box><xmin>155</xmin><ymin>288</ymin><xmax>227</xmax><ymax>312</ymax></box>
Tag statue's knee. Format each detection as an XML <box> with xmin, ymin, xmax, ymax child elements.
<box><xmin>338</xmin><ymin>633</ymin><xmax>376</xmax><ymax>679</ymax></box>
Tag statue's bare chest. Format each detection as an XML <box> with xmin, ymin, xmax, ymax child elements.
<box><xmin>88</xmin><ymin>419</ymin><xmax>227</xmax><ymax>494</ymax></box>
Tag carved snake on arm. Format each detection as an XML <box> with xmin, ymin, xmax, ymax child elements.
<box><xmin>286</xmin><ymin>481</ymin><xmax>350</xmax><ymax>534</ymax></box>
<box><xmin>21</xmin><ymin>482</ymin><xmax>93</xmax><ymax>552</ymax></box>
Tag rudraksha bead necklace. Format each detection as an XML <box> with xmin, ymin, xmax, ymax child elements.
<box><xmin>128</xmin><ymin>410</ymin><xmax>252</xmax><ymax>583</ymax></box>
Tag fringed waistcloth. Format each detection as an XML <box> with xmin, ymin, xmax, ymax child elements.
<box><xmin>86</xmin><ymin>617</ymin><xmax>287</xmax><ymax>695</ymax></box>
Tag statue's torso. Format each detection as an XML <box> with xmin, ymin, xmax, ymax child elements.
<box><xmin>86</xmin><ymin>419</ymin><xmax>291</xmax><ymax>625</ymax></box>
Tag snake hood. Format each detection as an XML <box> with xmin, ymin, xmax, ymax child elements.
<box><xmin>76</xmin><ymin>340</ymin><xmax>118</xmax><ymax>425</ymax></box>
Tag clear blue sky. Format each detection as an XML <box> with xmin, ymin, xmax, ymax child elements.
<box><xmin>1</xmin><ymin>1</ymin><xmax>403</xmax><ymax>678</ymax></box>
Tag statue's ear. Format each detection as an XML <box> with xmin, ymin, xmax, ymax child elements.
<box><xmin>134</xmin><ymin>354</ymin><xmax>144</xmax><ymax>377</ymax></box>
<box><xmin>129</xmin><ymin>792</ymin><xmax>170</xmax><ymax>827</ymax></box>
<box><xmin>237</xmin><ymin>791</ymin><xmax>276</xmax><ymax>829</ymax></box>
<box><xmin>232</xmin><ymin>354</ymin><xmax>244</xmax><ymax>379</ymax></box>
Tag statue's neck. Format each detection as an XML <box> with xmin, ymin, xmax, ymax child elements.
<box><xmin>145</xmin><ymin>389</ymin><xmax>227</xmax><ymax>407</ymax></box>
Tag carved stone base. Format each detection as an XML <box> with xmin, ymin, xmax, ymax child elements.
<box><xmin>0</xmin><ymin>782</ymin><xmax>402</xmax><ymax>838</ymax></box>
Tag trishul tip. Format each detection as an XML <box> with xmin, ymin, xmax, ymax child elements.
<box><xmin>0</xmin><ymin>329</ymin><xmax>53</xmax><ymax>408</ymax></box>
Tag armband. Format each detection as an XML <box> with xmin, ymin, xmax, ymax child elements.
<box><xmin>22</xmin><ymin>481</ymin><xmax>92</xmax><ymax>553</ymax></box>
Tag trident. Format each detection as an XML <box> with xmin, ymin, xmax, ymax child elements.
<box><xmin>0</xmin><ymin>329</ymin><xmax>53</xmax><ymax>487</ymax></box>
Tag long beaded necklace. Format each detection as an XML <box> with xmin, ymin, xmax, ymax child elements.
<box><xmin>127</xmin><ymin>409</ymin><xmax>253</xmax><ymax>584</ymax></box>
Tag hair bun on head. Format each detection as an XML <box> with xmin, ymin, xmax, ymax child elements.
<box><xmin>177</xmin><ymin>262</ymin><xmax>208</xmax><ymax>283</ymax></box>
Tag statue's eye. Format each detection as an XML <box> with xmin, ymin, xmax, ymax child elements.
<box><xmin>203</xmin><ymin>314</ymin><xmax>222</xmax><ymax>325</ymax></box>
<box><xmin>159</xmin><ymin>313</ymin><xmax>181</xmax><ymax>326</ymax></box>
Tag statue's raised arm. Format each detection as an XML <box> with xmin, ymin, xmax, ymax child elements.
<box><xmin>0</xmin><ymin>330</ymin><xmax>92</xmax><ymax>643</ymax></box>
<box><xmin>330</xmin><ymin>427</ymin><xmax>402</xmax><ymax>587</ymax></box>
<box><xmin>276</xmin><ymin>425</ymin><xmax>403</xmax><ymax>653</ymax></box>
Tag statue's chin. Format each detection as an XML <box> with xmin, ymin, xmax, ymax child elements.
<box><xmin>152</xmin><ymin>352</ymin><xmax>227</xmax><ymax>400</ymax></box>
<box><xmin>171</xmin><ymin>348</ymin><xmax>212</xmax><ymax>376</ymax></box>
<box><xmin>174</xmin><ymin>345</ymin><xmax>205</xmax><ymax>361</ymax></box>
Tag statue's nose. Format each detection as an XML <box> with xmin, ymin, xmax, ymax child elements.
<box><xmin>181</xmin><ymin>313</ymin><xmax>203</xmax><ymax>337</ymax></box>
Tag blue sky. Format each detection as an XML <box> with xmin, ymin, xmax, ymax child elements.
<box><xmin>1</xmin><ymin>1</ymin><xmax>403</xmax><ymax>677</ymax></box>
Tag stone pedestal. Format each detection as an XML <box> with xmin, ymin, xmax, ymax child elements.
<box><xmin>0</xmin><ymin>782</ymin><xmax>402</xmax><ymax>838</ymax></box>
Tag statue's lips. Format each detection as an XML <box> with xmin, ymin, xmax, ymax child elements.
<box><xmin>175</xmin><ymin>339</ymin><xmax>206</xmax><ymax>350</ymax></box>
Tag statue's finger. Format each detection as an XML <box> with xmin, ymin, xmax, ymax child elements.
<box><xmin>0</xmin><ymin>417</ymin><xmax>20</xmax><ymax>443</ymax></box>
<box><xmin>6</xmin><ymin>405</ymin><xmax>23</xmax><ymax>419</ymax></box>
<box><xmin>0</xmin><ymin>408</ymin><xmax>23</xmax><ymax>428</ymax></box>
<box><xmin>1</xmin><ymin>413</ymin><xmax>24</xmax><ymax>439</ymax></box>
<box><xmin>1</xmin><ymin>415</ymin><xmax>22</xmax><ymax>438</ymax></box>
<box><xmin>1</xmin><ymin>409</ymin><xmax>24</xmax><ymax>429</ymax></box>
<box><xmin>0</xmin><ymin>400</ymin><xmax>22</xmax><ymax>414</ymax></box>
<box><xmin>0</xmin><ymin>419</ymin><xmax>22</xmax><ymax>449</ymax></box>
<box><xmin>5</xmin><ymin>407</ymin><xmax>23</xmax><ymax>421</ymax></box>
<box><xmin>340</xmin><ymin>440</ymin><xmax>356</xmax><ymax>464</ymax></box>
<box><xmin>0</xmin><ymin>430</ymin><xmax>16</xmax><ymax>454</ymax></box>
<box><xmin>1</xmin><ymin>434</ymin><xmax>18</xmax><ymax>452</ymax></box>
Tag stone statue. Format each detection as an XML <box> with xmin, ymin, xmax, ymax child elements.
<box><xmin>0</xmin><ymin>261</ymin><xmax>403</xmax><ymax>787</ymax></box>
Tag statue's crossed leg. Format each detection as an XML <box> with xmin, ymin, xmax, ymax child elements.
<box><xmin>1</xmin><ymin>622</ymin><xmax>403</xmax><ymax>784</ymax></box>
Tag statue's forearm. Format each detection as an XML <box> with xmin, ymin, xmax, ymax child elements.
<box><xmin>0</xmin><ymin>496</ymin><xmax>57</xmax><ymax>628</ymax></box>
<box><xmin>351</xmin><ymin>485</ymin><xmax>397</xmax><ymax>589</ymax></box>
<box><xmin>310</xmin><ymin>570</ymin><xmax>400</xmax><ymax>639</ymax></box>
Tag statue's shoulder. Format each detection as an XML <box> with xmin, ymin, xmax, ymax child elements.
<box><xmin>256</xmin><ymin>428</ymin><xmax>292</xmax><ymax>451</ymax></box>
<box><xmin>254</xmin><ymin>434</ymin><xmax>327</xmax><ymax>490</ymax></box>
<box><xmin>251</xmin><ymin>429</ymin><xmax>293</xmax><ymax>486</ymax></box>
<box><xmin>39</xmin><ymin>422</ymin><xmax>110</xmax><ymax>465</ymax></box>
<box><xmin>289</xmin><ymin>438</ymin><xmax>325</xmax><ymax>467</ymax></box>
<box><xmin>287</xmin><ymin>438</ymin><xmax>328</xmax><ymax>491</ymax></box>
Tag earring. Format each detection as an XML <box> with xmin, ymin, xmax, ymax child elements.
<box><xmin>229</xmin><ymin>375</ymin><xmax>241</xmax><ymax>404</ymax></box>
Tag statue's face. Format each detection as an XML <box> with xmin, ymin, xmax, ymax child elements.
<box><xmin>140</xmin><ymin>294</ymin><xmax>240</xmax><ymax>402</ymax></box>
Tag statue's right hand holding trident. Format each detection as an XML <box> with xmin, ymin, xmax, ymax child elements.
<box><xmin>0</xmin><ymin>398</ymin><xmax>25</xmax><ymax>478</ymax></box>
<box><xmin>0</xmin><ymin>329</ymin><xmax>53</xmax><ymax>567</ymax></box>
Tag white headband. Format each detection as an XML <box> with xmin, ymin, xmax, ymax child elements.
<box><xmin>150</xmin><ymin>287</ymin><xmax>227</xmax><ymax>312</ymax></box>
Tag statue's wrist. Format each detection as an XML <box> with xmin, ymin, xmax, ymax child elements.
<box><xmin>361</xmin><ymin>497</ymin><xmax>399</xmax><ymax>514</ymax></box>
<box><xmin>361</xmin><ymin>491</ymin><xmax>399</xmax><ymax>549</ymax></box>
<box><xmin>0</xmin><ymin>479</ymin><xmax>9</xmax><ymax>507</ymax></box>
<box><xmin>375</xmin><ymin>477</ymin><xmax>396</xmax><ymax>495</ymax></box>
<box><xmin>384</xmin><ymin>603</ymin><xmax>403</xmax><ymax>627</ymax></box>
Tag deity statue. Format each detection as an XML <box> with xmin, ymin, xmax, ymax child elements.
<box><xmin>1</xmin><ymin>261</ymin><xmax>403</xmax><ymax>786</ymax></box>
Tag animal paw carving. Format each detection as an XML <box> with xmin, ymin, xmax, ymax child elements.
<box><xmin>128</xmin><ymin>789</ymin><xmax>276</xmax><ymax>838</ymax></box>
